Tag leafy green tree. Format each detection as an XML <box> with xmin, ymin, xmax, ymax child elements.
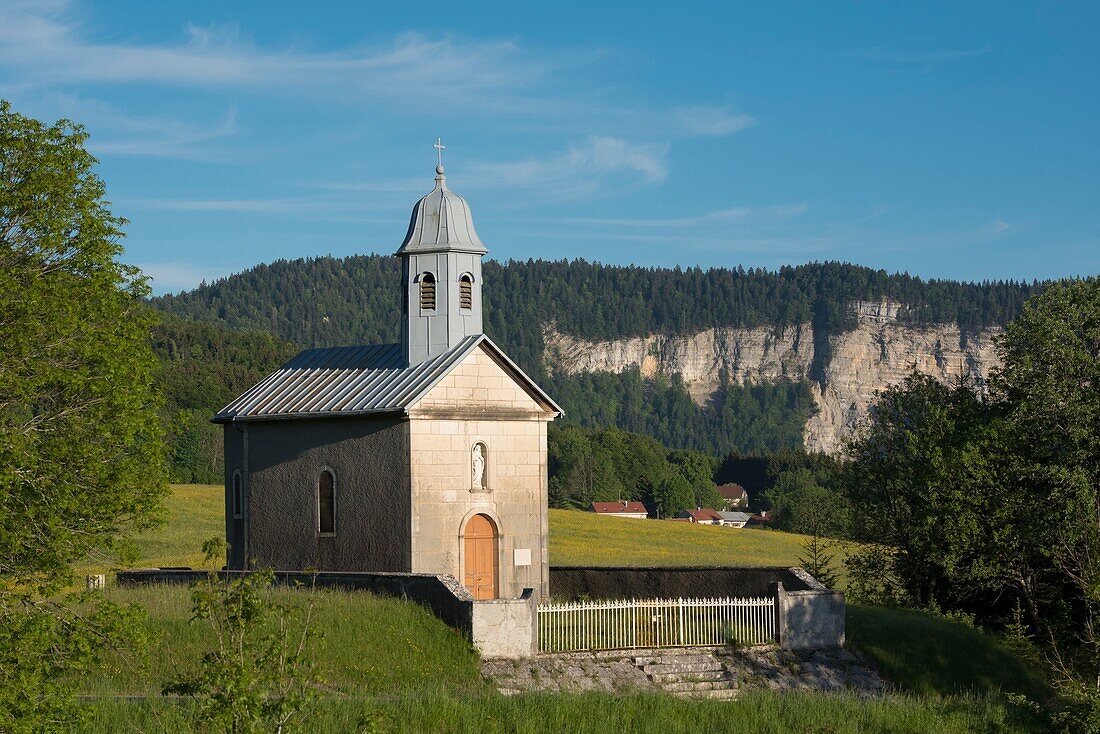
<box><xmin>669</xmin><ymin>450</ymin><xmax>722</xmax><ymax>508</ymax></box>
<box><xmin>765</xmin><ymin>468</ymin><xmax>849</xmax><ymax>538</ymax></box>
<box><xmin>652</xmin><ymin>473</ymin><xmax>696</xmax><ymax>519</ymax></box>
<box><xmin>842</xmin><ymin>372</ymin><xmax>987</xmax><ymax>607</ymax></box>
<box><xmin>766</xmin><ymin>468</ymin><xmax>847</xmax><ymax>587</ymax></box>
<box><xmin>993</xmin><ymin>278</ymin><xmax>1100</xmax><ymax>711</ymax></box>
<box><xmin>165</xmin><ymin>564</ymin><xmax>321</xmax><ymax>733</ymax></box>
<box><xmin>0</xmin><ymin>100</ymin><xmax>167</xmax><ymax>730</ymax></box>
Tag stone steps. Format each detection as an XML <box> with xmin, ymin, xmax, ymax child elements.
<box><xmin>628</xmin><ymin>649</ymin><xmax>740</xmax><ymax>700</ymax></box>
<box><xmin>647</xmin><ymin>668</ymin><xmax>733</xmax><ymax>684</ymax></box>
<box><xmin>640</xmin><ymin>661</ymin><xmax>724</xmax><ymax>676</ymax></box>
<box><xmin>683</xmin><ymin>687</ymin><xmax>740</xmax><ymax>700</ymax></box>
<box><xmin>662</xmin><ymin>678</ymin><xmax>739</xmax><ymax>692</ymax></box>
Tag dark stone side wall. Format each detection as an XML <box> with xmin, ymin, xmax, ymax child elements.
<box><xmin>549</xmin><ymin>566</ymin><xmax>814</xmax><ymax>601</ymax></box>
<box><xmin>222</xmin><ymin>416</ymin><xmax>411</xmax><ymax>572</ymax></box>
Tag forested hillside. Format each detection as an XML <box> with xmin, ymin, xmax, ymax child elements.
<box><xmin>157</xmin><ymin>256</ymin><xmax>1040</xmax><ymax>367</ymax></box>
<box><xmin>151</xmin><ymin>256</ymin><xmax>1041</xmax><ymax>478</ymax></box>
<box><xmin>151</xmin><ymin>313</ymin><xmax>297</xmax><ymax>482</ymax></box>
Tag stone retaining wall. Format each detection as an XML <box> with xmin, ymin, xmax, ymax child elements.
<box><xmin>549</xmin><ymin>565</ymin><xmax>816</xmax><ymax>600</ymax></box>
<box><xmin>775</xmin><ymin>568</ymin><xmax>846</xmax><ymax>650</ymax></box>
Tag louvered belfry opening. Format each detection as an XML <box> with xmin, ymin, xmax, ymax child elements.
<box><xmin>419</xmin><ymin>273</ymin><xmax>436</xmax><ymax>311</ymax></box>
<box><xmin>459</xmin><ymin>274</ymin><xmax>473</xmax><ymax>310</ymax></box>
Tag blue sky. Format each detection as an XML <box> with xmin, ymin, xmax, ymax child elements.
<box><xmin>2</xmin><ymin>1</ymin><xmax>1097</xmax><ymax>293</ymax></box>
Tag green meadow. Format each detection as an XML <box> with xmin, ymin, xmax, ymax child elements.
<box><xmin>73</xmin><ymin>484</ymin><xmax>1051</xmax><ymax>732</ymax></box>
<box><xmin>90</xmin><ymin>483</ymin><xmax>851</xmax><ymax>573</ymax></box>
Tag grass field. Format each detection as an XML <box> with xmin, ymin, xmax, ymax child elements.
<box><xmin>71</xmin><ymin>484</ymin><xmax>1051</xmax><ymax>732</ymax></box>
<box><xmin>81</xmin><ymin>689</ymin><xmax>1037</xmax><ymax>734</ymax></box>
<box><xmin>90</xmin><ymin>484</ymin><xmax>851</xmax><ymax>577</ymax></box>
<box><xmin>76</xmin><ymin>584</ymin><xmax>1048</xmax><ymax>733</ymax></box>
<box><xmin>550</xmin><ymin>507</ymin><xmax>854</xmax><ymax>573</ymax></box>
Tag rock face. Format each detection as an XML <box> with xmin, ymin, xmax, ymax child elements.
<box><xmin>544</xmin><ymin>301</ymin><xmax>1002</xmax><ymax>453</ymax></box>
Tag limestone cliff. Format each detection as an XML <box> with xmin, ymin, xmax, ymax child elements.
<box><xmin>543</xmin><ymin>301</ymin><xmax>1002</xmax><ymax>453</ymax></box>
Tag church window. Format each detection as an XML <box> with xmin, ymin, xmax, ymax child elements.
<box><xmin>459</xmin><ymin>273</ymin><xmax>473</xmax><ymax>310</ymax></box>
<box><xmin>318</xmin><ymin>469</ymin><xmax>336</xmax><ymax>535</ymax></box>
<box><xmin>419</xmin><ymin>272</ymin><xmax>436</xmax><ymax>311</ymax></box>
<box><xmin>471</xmin><ymin>442</ymin><xmax>488</xmax><ymax>492</ymax></box>
<box><xmin>232</xmin><ymin>471</ymin><xmax>243</xmax><ymax>519</ymax></box>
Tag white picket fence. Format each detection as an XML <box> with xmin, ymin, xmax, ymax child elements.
<box><xmin>537</xmin><ymin>596</ymin><xmax>776</xmax><ymax>653</ymax></box>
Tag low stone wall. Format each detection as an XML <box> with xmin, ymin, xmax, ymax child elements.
<box><xmin>775</xmin><ymin>568</ymin><xmax>846</xmax><ymax>650</ymax></box>
<box><xmin>549</xmin><ymin>565</ymin><xmax>817</xmax><ymax>600</ymax></box>
<box><xmin>116</xmin><ymin>569</ymin><xmax>536</xmax><ymax>660</ymax></box>
<box><xmin>471</xmin><ymin>589</ymin><xmax>538</xmax><ymax>659</ymax></box>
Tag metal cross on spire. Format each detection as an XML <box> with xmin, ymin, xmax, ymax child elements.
<box><xmin>433</xmin><ymin>137</ymin><xmax>446</xmax><ymax>168</ymax></box>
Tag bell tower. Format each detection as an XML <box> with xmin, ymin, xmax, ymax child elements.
<box><xmin>396</xmin><ymin>140</ymin><xmax>487</xmax><ymax>366</ymax></box>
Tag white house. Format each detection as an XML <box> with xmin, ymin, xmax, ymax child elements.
<box><xmin>717</xmin><ymin>511</ymin><xmax>752</xmax><ymax>528</ymax></box>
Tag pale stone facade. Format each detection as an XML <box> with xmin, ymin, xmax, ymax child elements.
<box><xmin>409</xmin><ymin>345</ymin><xmax>552</xmax><ymax>598</ymax></box>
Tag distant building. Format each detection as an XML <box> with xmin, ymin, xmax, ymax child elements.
<box><xmin>746</xmin><ymin>511</ymin><xmax>771</xmax><ymax>528</ymax></box>
<box><xmin>716</xmin><ymin>511</ymin><xmax>752</xmax><ymax>528</ymax></box>
<box><xmin>715</xmin><ymin>483</ymin><xmax>748</xmax><ymax>509</ymax></box>
<box><xmin>676</xmin><ymin>508</ymin><xmax>724</xmax><ymax>525</ymax></box>
<box><xmin>588</xmin><ymin>501</ymin><xmax>649</xmax><ymax>519</ymax></box>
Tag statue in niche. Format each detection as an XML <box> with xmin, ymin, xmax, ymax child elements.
<box><xmin>472</xmin><ymin>443</ymin><xmax>486</xmax><ymax>491</ymax></box>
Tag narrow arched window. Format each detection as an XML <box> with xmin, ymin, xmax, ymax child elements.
<box><xmin>459</xmin><ymin>273</ymin><xmax>473</xmax><ymax>311</ymax></box>
<box><xmin>419</xmin><ymin>272</ymin><xmax>436</xmax><ymax>311</ymax></box>
<box><xmin>318</xmin><ymin>469</ymin><xmax>336</xmax><ymax>535</ymax></box>
<box><xmin>232</xmin><ymin>471</ymin><xmax>243</xmax><ymax>519</ymax></box>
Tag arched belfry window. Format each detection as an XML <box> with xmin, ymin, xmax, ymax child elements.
<box><xmin>318</xmin><ymin>469</ymin><xmax>336</xmax><ymax>535</ymax></box>
<box><xmin>232</xmin><ymin>471</ymin><xmax>243</xmax><ymax>519</ymax></box>
<box><xmin>419</xmin><ymin>272</ymin><xmax>436</xmax><ymax>311</ymax></box>
<box><xmin>459</xmin><ymin>273</ymin><xmax>474</xmax><ymax>311</ymax></box>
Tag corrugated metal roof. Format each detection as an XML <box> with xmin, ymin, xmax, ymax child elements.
<box><xmin>213</xmin><ymin>334</ymin><xmax>561</xmax><ymax>423</ymax></box>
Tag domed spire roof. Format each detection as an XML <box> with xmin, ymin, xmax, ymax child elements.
<box><xmin>396</xmin><ymin>142</ymin><xmax>487</xmax><ymax>255</ymax></box>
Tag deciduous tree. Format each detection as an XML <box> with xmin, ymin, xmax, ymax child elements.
<box><xmin>0</xmin><ymin>100</ymin><xmax>167</xmax><ymax>731</ymax></box>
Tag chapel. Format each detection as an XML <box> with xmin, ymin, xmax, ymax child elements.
<box><xmin>213</xmin><ymin>149</ymin><xmax>561</xmax><ymax>600</ymax></box>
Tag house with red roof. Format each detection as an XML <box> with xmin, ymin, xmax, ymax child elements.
<box><xmin>715</xmin><ymin>483</ymin><xmax>749</xmax><ymax>509</ymax></box>
<box><xmin>588</xmin><ymin>501</ymin><xmax>649</xmax><ymax>519</ymax></box>
<box><xmin>675</xmin><ymin>508</ymin><xmax>724</xmax><ymax>525</ymax></box>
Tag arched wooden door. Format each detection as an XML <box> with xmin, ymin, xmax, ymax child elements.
<box><xmin>463</xmin><ymin>514</ymin><xmax>498</xmax><ymax>600</ymax></box>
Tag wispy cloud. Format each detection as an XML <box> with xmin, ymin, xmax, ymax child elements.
<box><xmin>0</xmin><ymin>3</ymin><xmax>552</xmax><ymax>111</ymax></box>
<box><xmin>130</xmin><ymin>196</ymin><xmax>325</xmax><ymax>213</ymax></box>
<box><xmin>844</xmin><ymin>45</ymin><xmax>993</xmax><ymax>65</ymax></box>
<box><xmin>675</xmin><ymin>106</ymin><xmax>755</xmax><ymax>137</ymax></box>
<box><xmin>0</xmin><ymin>1</ymin><xmax>756</xmax><ymax>152</ymax></box>
<box><xmin>840</xmin><ymin>217</ymin><xmax>1013</xmax><ymax>257</ymax></box>
<box><xmin>3</xmin><ymin>90</ymin><xmax>242</xmax><ymax>160</ymax></box>
<box><xmin>462</xmin><ymin>136</ymin><xmax>670</xmax><ymax>199</ymax></box>
<box><xmin>544</xmin><ymin>203</ymin><xmax>807</xmax><ymax>228</ymax></box>
<box><xmin>90</xmin><ymin>106</ymin><xmax>239</xmax><ymax>159</ymax></box>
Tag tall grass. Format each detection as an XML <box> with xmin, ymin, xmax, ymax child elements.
<box><xmin>80</xmin><ymin>690</ymin><xmax>1040</xmax><ymax>734</ymax></box>
<box><xmin>847</xmin><ymin>605</ymin><xmax>1051</xmax><ymax>702</ymax></box>
<box><xmin>80</xmin><ymin>585</ymin><xmax>489</xmax><ymax>699</ymax></box>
